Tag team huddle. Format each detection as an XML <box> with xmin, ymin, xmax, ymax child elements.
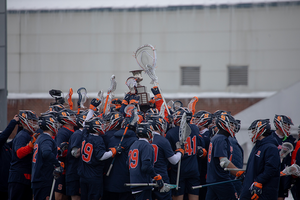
<box><xmin>0</xmin><ymin>83</ymin><xmax>300</xmax><ymax>200</ymax></box>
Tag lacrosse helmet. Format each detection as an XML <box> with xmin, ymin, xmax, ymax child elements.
<box><xmin>216</xmin><ymin>112</ymin><xmax>236</xmax><ymax>137</ymax></box>
<box><xmin>76</xmin><ymin>110</ymin><xmax>88</xmax><ymax>128</ymax></box>
<box><xmin>19</xmin><ymin>110</ymin><xmax>39</xmax><ymax>133</ymax></box>
<box><xmin>147</xmin><ymin>115</ymin><xmax>167</xmax><ymax>136</ymax></box>
<box><xmin>274</xmin><ymin>114</ymin><xmax>294</xmax><ymax>137</ymax></box>
<box><xmin>136</xmin><ymin>122</ymin><xmax>153</xmax><ymax>142</ymax></box>
<box><xmin>57</xmin><ymin>109</ymin><xmax>77</xmax><ymax>126</ymax></box>
<box><xmin>173</xmin><ymin>107</ymin><xmax>192</xmax><ymax>126</ymax></box>
<box><xmin>103</xmin><ymin>112</ymin><xmax>124</xmax><ymax>131</ymax></box>
<box><xmin>49</xmin><ymin>104</ymin><xmax>65</xmax><ymax>113</ymax></box>
<box><xmin>248</xmin><ymin>119</ymin><xmax>271</xmax><ymax>143</ymax></box>
<box><xmin>111</xmin><ymin>98</ymin><xmax>122</xmax><ymax>111</ymax></box>
<box><xmin>192</xmin><ymin>111</ymin><xmax>212</xmax><ymax>128</ymax></box>
<box><xmin>84</xmin><ymin>117</ymin><xmax>105</xmax><ymax>135</ymax></box>
<box><xmin>39</xmin><ymin>114</ymin><xmax>59</xmax><ymax>135</ymax></box>
<box><xmin>145</xmin><ymin>108</ymin><xmax>159</xmax><ymax>120</ymax></box>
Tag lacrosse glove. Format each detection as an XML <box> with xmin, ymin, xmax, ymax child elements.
<box><xmin>129</xmin><ymin>95</ymin><xmax>140</xmax><ymax>105</ymax></box>
<box><xmin>151</xmin><ymin>86</ymin><xmax>162</xmax><ymax>101</ymax></box>
<box><xmin>236</xmin><ymin>171</ymin><xmax>246</xmax><ymax>180</ymax></box>
<box><xmin>175</xmin><ymin>148</ymin><xmax>185</xmax><ymax>157</ymax></box>
<box><xmin>249</xmin><ymin>182</ymin><xmax>262</xmax><ymax>200</ymax></box>
<box><xmin>57</xmin><ymin>142</ymin><xmax>69</xmax><ymax>157</ymax></box>
<box><xmin>122</xmin><ymin>93</ymin><xmax>132</xmax><ymax>106</ymax></box>
<box><xmin>197</xmin><ymin>146</ymin><xmax>207</xmax><ymax>158</ymax></box>
<box><xmin>28</xmin><ymin>132</ymin><xmax>40</xmax><ymax>148</ymax></box>
<box><xmin>154</xmin><ymin>174</ymin><xmax>164</xmax><ymax>189</ymax></box>
<box><xmin>53</xmin><ymin>162</ymin><xmax>64</xmax><ymax>179</ymax></box>
<box><xmin>89</xmin><ymin>98</ymin><xmax>101</xmax><ymax>111</ymax></box>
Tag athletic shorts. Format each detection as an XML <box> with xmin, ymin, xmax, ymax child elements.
<box><xmin>134</xmin><ymin>189</ymin><xmax>152</xmax><ymax>200</ymax></box>
<box><xmin>54</xmin><ymin>174</ymin><xmax>66</xmax><ymax>194</ymax></box>
<box><xmin>32</xmin><ymin>186</ymin><xmax>54</xmax><ymax>200</ymax></box>
<box><xmin>66</xmin><ymin>180</ymin><xmax>80</xmax><ymax>196</ymax></box>
<box><xmin>80</xmin><ymin>177</ymin><xmax>103</xmax><ymax>200</ymax></box>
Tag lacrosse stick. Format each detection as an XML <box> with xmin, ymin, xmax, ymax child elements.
<box><xmin>224</xmin><ymin>168</ymin><xmax>246</xmax><ymax>171</ymax></box>
<box><xmin>49</xmin><ymin>178</ymin><xmax>56</xmax><ymax>200</ymax></box>
<box><xmin>106</xmin><ymin>105</ymin><xmax>138</xmax><ymax>176</ymax></box>
<box><xmin>173</xmin><ymin>100</ymin><xmax>183</xmax><ymax>112</ymax></box>
<box><xmin>176</xmin><ymin>112</ymin><xmax>192</xmax><ymax>190</ymax></box>
<box><xmin>124</xmin><ymin>183</ymin><xmax>178</xmax><ymax>190</ymax></box>
<box><xmin>281</xmin><ymin>163</ymin><xmax>300</xmax><ymax>177</ymax></box>
<box><xmin>159</xmin><ymin>101</ymin><xmax>165</xmax><ymax>119</ymax></box>
<box><xmin>103</xmin><ymin>75</ymin><xmax>117</xmax><ymax>115</ymax></box>
<box><xmin>64</xmin><ymin>88</ymin><xmax>73</xmax><ymax>110</ymax></box>
<box><xmin>188</xmin><ymin>96</ymin><xmax>198</xmax><ymax>115</ymax></box>
<box><xmin>192</xmin><ymin>178</ymin><xmax>243</xmax><ymax>189</ymax></box>
<box><xmin>280</xmin><ymin>142</ymin><xmax>294</xmax><ymax>161</ymax></box>
<box><xmin>134</xmin><ymin>44</ymin><xmax>170</xmax><ymax>115</ymax></box>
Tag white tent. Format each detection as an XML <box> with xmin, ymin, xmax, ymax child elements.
<box><xmin>235</xmin><ymin>81</ymin><xmax>300</xmax><ymax>161</ymax></box>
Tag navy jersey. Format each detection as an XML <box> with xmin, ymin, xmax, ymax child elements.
<box><xmin>165</xmin><ymin>124</ymin><xmax>200</xmax><ymax>179</ymax></box>
<box><xmin>206</xmin><ymin>131</ymin><xmax>233</xmax><ymax>183</ymax></box>
<box><xmin>55</xmin><ymin>126</ymin><xmax>74</xmax><ymax>162</ymax></box>
<box><xmin>104</xmin><ymin>128</ymin><xmax>138</xmax><ymax>193</ymax></box>
<box><xmin>31</xmin><ymin>132</ymin><xmax>59</xmax><ymax>188</ymax></box>
<box><xmin>240</xmin><ymin>136</ymin><xmax>280</xmax><ymax>200</ymax></box>
<box><xmin>102</xmin><ymin>130</ymin><xmax>118</xmax><ymax>147</ymax></box>
<box><xmin>128</xmin><ymin>139</ymin><xmax>156</xmax><ymax>192</ymax></box>
<box><xmin>0</xmin><ymin>119</ymin><xmax>18</xmax><ymax>192</ymax></box>
<box><xmin>152</xmin><ymin>133</ymin><xmax>175</xmax><ymax>183</ymax></box>
<box><xmin>78</xmin><ymin>133</ymin><xmax>106</xmax><ymax>179</ymax></box>
<box><xmin>271</xmin><ymin>131</ymin><xmax>296</xmax><ymax>191</ymax></box>
<box><xmin>8</xmin><ymin>129</ymin><xmax>32</xmax><ymax>185</ymax></box>
<box><xmin>65</xmin><ymin>129</ymin><xmax>83</xmax><ymax>182</ymax></box>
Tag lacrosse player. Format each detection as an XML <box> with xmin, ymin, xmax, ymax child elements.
<box><xmin>290</xmin><ymin>125</ymin><xmax>300</xmax><ymax>200</ymax></box>
<box><xmin>272</xmin><ymin>114</ymin><xmax>296</xmax><ymax>200</ymax></box>
<box><xmin>228</xmin><ymin>119</ymin><xmax>244</xmax><ymax>197</ymax></box>
<box><xmin>65</xmin><ymin>110</ymin><xmax>88</xmax><ymax>200</ymax></box>
<box><xmin>191</xmin><ymin>110</ymin><xmax>212</xmax><ymax>200</ymax></box>
<box><xmin>128</xmin><ymin>122</ymin><xmax>164</xmax><ymax>200</ymax></box>
<box><xmin>0</xmin><ymin>115</ymin><xmax>19</xmax><ymax>199</ymax></box>
<box><xmin>148</xmin><ymin>114</ymin><xmax>184</xmax><ymax>200</ymax></box>
<box><xmin>31</xmin><ymin>113</ymin><xmax>62</xmax><ymax>200</ymax></box>
<box><xmin>78</xmin><ymin>117</ymin><xmax>121</xmax><ymax>200</ymax></box>
<box><xmin>239</xmin><ymin>119</ymin><xmax>281</xmax><ymax>200</ymax></box>
<box><xmin>103</xmin><ymin>113</ymin><xmax>138</xmax><ymax>200</ymax></box>
<box><xmin>8</xmin><ymin>110</ymin><xmax>39</xmax><ymax>200</ymax></box>
<box><xmin>206</xmin><ymin>112</ymin><xmax>239</xmax><ymax>200</ymax></box>
<box><xmin>165</xmin><ymin>107</ymin><xmax>203</xmax><ymax>200</ymax></box>
<box><xmin>54</xmin><ymin>108</ymin><xmax>77</xmax><ymax>200</ymax></box>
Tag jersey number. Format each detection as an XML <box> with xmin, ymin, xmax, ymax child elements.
<box><xmin>208</xmin><ymin>143</ymin><xmax>213</xmax><ymax>163</ymax></box>
<box><xmin>185</xmin><ymin>136</ymin><xmax>196</xmax><ymax>156</ymax></box>
<box><xmin>128</xmin><ymin>149</ymin><xmax>139</xmax><ymax>169</ymax></box>
<box><xmin>32</xmin><ymin>143</ymin><xmax>38</xmax><ymax>163</ymax></box>
<box><xmin>152</xmin><ymin>144</ymin><xmax>158</xmax><ymax>163</ymax></box>
<box><xmin>82</xmin><ymin>141</ymin><xmax>93</xmax><ymax>163</ymax></box>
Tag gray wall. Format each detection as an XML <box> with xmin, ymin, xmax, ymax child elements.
<box><xmin>7</xmin><ymin>5</ymin><xmax>300</xmax><ymax>96</ymax></box>
<box><xmin>0</xmin><ymin>0</ymin><xmax>7</xmax><ymax>129</ymax></box>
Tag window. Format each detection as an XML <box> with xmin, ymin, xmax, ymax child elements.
<box><xmin>228</xmin><ymin>66</ymin><xmax>248</xmax><ymax>86</ymax></box>
<box><xmin>181</xmin><ymin>67</ymin><xmax>200</xmax><ymax>86</ymax></box>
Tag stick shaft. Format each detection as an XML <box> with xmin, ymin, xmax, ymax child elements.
<box><xmin>125</xmin><ymin>183</ymin><xmax>157</xmax><ymax>186</ymax></box>
<box><xmin>192</xmin><ymin>178</ymin><xmax>243</xmax><ymax>189</ymax></box>
<box><xmin>49</xmin><ymin>178</ymin><xmax>56</xmax><ymax>200</ymax></box>
<box><xmin>106</xmin><ymin>126</ymin><xmax>129</xmax><ymax>176</ymax></box>
<box><xmin>176</xmin><ymin>159</ymin><xmax>181</xmax><ymax>190</ymax></box>
<box><xmin>103</xmin><ymin>92</ymin><xmax>110</xmax><ymax>115</ymax></box>
<box><xmin>224</xmin><ymin>168</ymin><xmax>246</xmax><ymax>171</ymax></box>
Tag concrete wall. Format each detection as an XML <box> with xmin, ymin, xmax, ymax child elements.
<box><xmin>7</xmin><ymin>4</ymin><xmax>300</xmax><ymax>95</ymax></box>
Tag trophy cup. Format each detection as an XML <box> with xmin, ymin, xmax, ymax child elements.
<box><xmin>129</xmin><ymin>70</ymin><xmax>150</xmax><ymax>106</ymax></box>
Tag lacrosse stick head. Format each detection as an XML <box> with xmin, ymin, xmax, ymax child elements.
<box><xmin>282</xmin><ymin>163</ymin><xmax>300</xmax><ymax>176</ymax></box>
<box><xmin>248</xmin><ymin>119</ymin><xmax>271</xmax><ymax>143</ymax></box>
<box><xmin>126</xmin><ymin>77</ymin><xmax>138</xmax><ymax>94</ymax></box>
<box><xmin>179</xmin><ymin>112</ymin><xmax>192</xmax><ymax>145</ymax></box>
<box><xmin>49</xmin><ymin>89</ymin><xmax>65</xmax><ymax>105</ymax></box>
<box><xmin>121</xmin><ymin>105</ymin><xmax>138</xmax><ymax>129</ymax></box>
<box><xmin>134</xmin><ymin>44</ymin><xmax>158</xmax><ymax>84</ymax></box>
<box><xmin>274</xmin><ymin>114</ymin><xmax>294</xmax><ymax>137</ymax></box>
<box><xmin>64</xmin><ymin>88</ymin><xmax>73</xmax><ymax>108</ymax></box>
<box><xmin>77</xmin><ymin>87</ymin><xmax>87</xmax><ymax>109</ymax></box>
<box><xmin>173</xmin><ymin>101</ymin><xmax>183</xmax><ymax>112</ymax></box>
<box><xmin>280</xmin><ymin>142</ymin><xmax>294</xmax><ymax>160</ymax></box>
<box><xmin>188</xmin><ymin>96</ymin><xmax>198</xmax><ymax>115</ymax></box>
<box><xmin>108</xmin><ymin>74</ymin><xmax>117</xmax><ymax>93</ymax></box>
